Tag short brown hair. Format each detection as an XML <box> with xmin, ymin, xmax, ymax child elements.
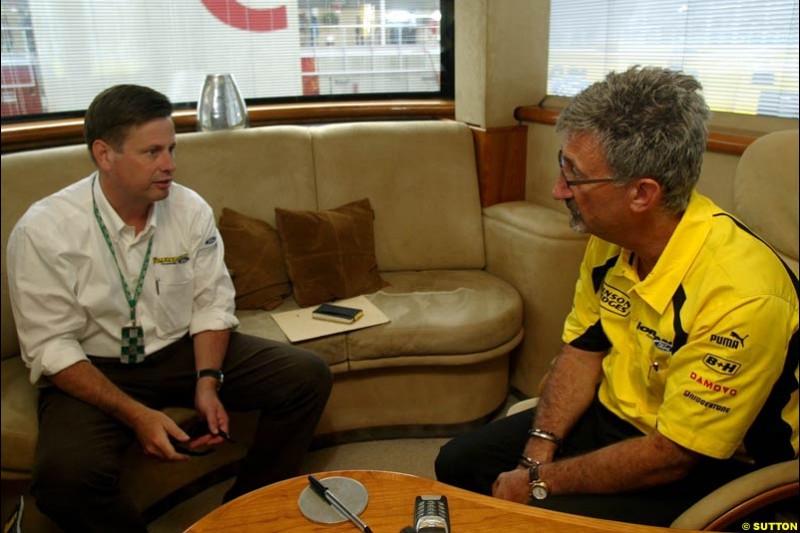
<box><xmin>83</xmin><ymin>84</ymin><xmax>172</xmax><ymax>162</ymax></box>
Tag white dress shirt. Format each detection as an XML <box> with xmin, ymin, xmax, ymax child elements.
<box><xmin>7</xmin><ymin>172</ymin><xmax>239</xmax><ymax>384</ymax></box>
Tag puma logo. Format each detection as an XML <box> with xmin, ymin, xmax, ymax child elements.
<box><xmin>710</xmin><ymin>331</ymin><xmax>749</xmax><ymax>350</ymax></box>
<box><xmin>730</xmin><ymin>331</ymin><xmax>749</xmax><ymax>347</ymax></box>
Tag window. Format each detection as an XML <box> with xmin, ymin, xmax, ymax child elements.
<box><xmin>1</xmin><ymin>0</ymin><xmax>453</xmax><ymax>121</ymax></box>
<box><xmin>548</xmin><ymin>0</ymin><xmax>799</xmax><ymax>119</ymax></box>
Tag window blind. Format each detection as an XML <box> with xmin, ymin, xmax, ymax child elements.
<box><xmin>1</xmin><ymin>0</ymin><xmax>446</xmax><ymax>119</ymax></box>
<box><xmin>548</xmin><ymin>0</ymin><xmax>799</xmax><ymax>119</ymax></box>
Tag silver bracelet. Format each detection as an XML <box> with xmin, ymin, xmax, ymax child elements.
<box><xmin>528</xmin><ymin>428</ymin><xmax>563</xmax><ymax>449</ymax></box>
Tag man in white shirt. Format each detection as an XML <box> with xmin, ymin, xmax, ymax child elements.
<box><xmin>6</xmin><ymin>84</ymin><xmax>332</xmax><ymax>532</ymax></box>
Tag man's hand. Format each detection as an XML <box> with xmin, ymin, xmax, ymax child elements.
<box><xmin>193</xmin><ymin>381</ymin><xmax>230</xmax><ymax>448</ymax></box>
<box><xmin>128</xmin><ymin>406</ymin><xmax>192</xmax><ymax>462</ymax></box>
<box><xmin>492</xmin><ymin>466</ymin><xmax>532</xmax><ymax>504</ymax></box>
<box><xmin>48</xmin><ymin>361</ymin><xmax>195</xmax><ymax>461</ymax></box>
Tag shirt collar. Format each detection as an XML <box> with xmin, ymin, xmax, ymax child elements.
<box><xmin>618</xmin><ymin>191</ymin><xmax>715</xmax><ymax>314</ymax></box>
<box><xmin>91</xmin><ymin>172</ymin><xmax>157</xmax><ymax>242</ymax></box>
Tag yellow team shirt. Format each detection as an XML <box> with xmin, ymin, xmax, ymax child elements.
<box><xmin>562</xmin><ymin>192</ymin><xmax>799</xmax><ymax>464</ymax></box>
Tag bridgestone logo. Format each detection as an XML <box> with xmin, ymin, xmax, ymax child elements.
<box><xmin>683</xmin><ymin>390</ymin><xmax>731</xmax><ymax>413</ymax></box>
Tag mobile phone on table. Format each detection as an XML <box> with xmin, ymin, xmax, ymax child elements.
<box><xmin>414</xmin><ymin>495</ymin><xmax>450</xmax><ymax>533</ymax></box>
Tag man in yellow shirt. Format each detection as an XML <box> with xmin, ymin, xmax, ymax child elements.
<box><xmin>435</xmin><ymin>66</ymin><xmax>798</xmax><ymax>526</ymax></box>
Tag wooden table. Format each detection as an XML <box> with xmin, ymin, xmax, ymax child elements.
<box><xmin>184</xmin><ymin>470</ymin><xmax>695</xmax><ymax>533</ymax></box>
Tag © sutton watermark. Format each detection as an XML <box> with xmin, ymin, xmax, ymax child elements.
<box><xmin>740</xmin><ymin>522</ymin><xmax>798</xmax><ymax>531</ymax></box>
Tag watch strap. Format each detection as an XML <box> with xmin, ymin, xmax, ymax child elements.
<box><xmin>528</xmin><ymin>461</ymin><xmax>550</xmax><ymax>500</ymax></box>
<box><xmin>528</xmin><ymin>461</ymin><xmax>542</xmax><ymax>483</ymax></box>
<box><xmin>197</xmin><ymin>368</ymin><xmax>224</xmax><ymax>390</ymax></box>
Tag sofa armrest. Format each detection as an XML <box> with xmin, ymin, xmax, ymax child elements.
<box><xmin>670</xmin><ymin>459</ymin><xmax>799</xmax><ymax>531</ymax></box>
<box><xmin>482</xmin><ymin>201</ymin><xmax>588</xmax><ymax>396</ymax></box>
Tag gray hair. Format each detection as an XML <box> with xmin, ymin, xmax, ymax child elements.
<box><xmin>556</xmin><ymin>66</ymin><xmax>710</xmax><ymax>213</ymax></box>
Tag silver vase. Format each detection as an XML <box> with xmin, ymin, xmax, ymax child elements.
<box><xmin>197</xmin><ymin>74</ymin><xmax>249</xmax><ymax>131</ymax></box>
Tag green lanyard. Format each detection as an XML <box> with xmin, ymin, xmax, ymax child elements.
<box><xmin>91</xmin><ymin>176</ymin><xmax>153</xmax><ymax>362</ymax></box>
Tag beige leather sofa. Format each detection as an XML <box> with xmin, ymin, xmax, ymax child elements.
<box><xmin>1</xmin><ymin>120</ymin><xmax>524</xmax><ymax>526</ymax></box>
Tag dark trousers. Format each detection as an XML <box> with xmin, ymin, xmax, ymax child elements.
<box><xmin>435</xmin><ymin>398</ymin><xmax>755</xmax><ymax>527</ymax></box>
<box><xmin>31</xmin><ymin>333</ymin><xmax>332</xmax><ymax>533</ymax></box>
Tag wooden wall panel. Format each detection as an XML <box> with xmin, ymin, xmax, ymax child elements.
<box><xmin>470</xmin><ymin>125</ymin><xmax>528</xmax><ymax>207</ymax></box>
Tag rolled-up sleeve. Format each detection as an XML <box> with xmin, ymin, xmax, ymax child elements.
<box><xmin>188</xmin><ymin>203</ymin><xmax>239</xmax><ymax>335</ymax></box>
<box><xmin>7</xmin><ymin>222</ymin><xmax>90</xmax><ymax>384</ymax></box>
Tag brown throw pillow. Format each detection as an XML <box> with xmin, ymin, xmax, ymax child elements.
<box><xmin>275</xmin><ymin>198</ymin><xmax>387</xmax><ymax>307</ymax></box>
<box><xmin>218</xmin><ymin>208</ymin><xmax>291</xmax><ymax>310</ymax></box>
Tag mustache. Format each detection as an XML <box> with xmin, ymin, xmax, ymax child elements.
<box><xmin>566</xmin><ymin>199</ymin><xmax>580</xmax><ymax>216</ymax></box>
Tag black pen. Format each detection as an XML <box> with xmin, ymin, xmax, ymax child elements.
<box><xmin>308</xmin><ymin>475</ymin><xmax>373</xmax><ymax>533</ymax></box>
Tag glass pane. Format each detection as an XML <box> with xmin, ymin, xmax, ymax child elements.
<box><xmin>548</xmin><ymin>0</ymin><xmax>800</xmax><ymax>119</ymax></box>
<box><xmin>1</xmin><ymin>0</ymin><xmax>446</xmax><ymax>120</ymax></box>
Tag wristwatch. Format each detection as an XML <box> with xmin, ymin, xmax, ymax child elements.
<box><xmin>528</xmin><ymin>461</ymin><xmax>550</xmax><ymax>500</ymax></box>
<box><xmin>197</xmin><ymin>368</ymin><xmax>224</xmax><ymax>391</ymax></box>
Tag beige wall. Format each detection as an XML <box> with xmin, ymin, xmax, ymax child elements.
<box><xmin>455</xmin><ymin>0</ymin><xmax>549</xmax><ymax>128</ymax></box>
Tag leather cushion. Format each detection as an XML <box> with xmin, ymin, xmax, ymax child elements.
<box><xmin>1</xmin><ymin>357</ymin><xmax>38</xmax><ymax>474</ymax></box>
<box><xmin>218</xmin><ymin>208</ymin><xmax>291</xmax><ymax>310</ymax></box>
<box><xmin>275</xmin><ymin>198</ymin><xmax>387</xmax><ymax>307</ymax></box>
<box><xmin>347</xmin><ymin>270</ymin><xmax>523</xmax><ymax>363</ymax></box>
<box><xmin>235</xmin><ymin>300</ymin><xmax>349</xmax><ymax>371</ymax></box>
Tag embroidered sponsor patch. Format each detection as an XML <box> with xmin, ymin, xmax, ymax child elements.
<box><xmin>600</xmin><ymin>283</ymin><xmax>631</xmax><ymax>316</ymax></box>
<box><xmin>636</xmin><ymin>322</ymin><xmax>673</xmax><ymax>352</ymax></box>
<box><xmin>702</xmin><ymin>354</ymin><xmax>741</xmax><ymax>375</ymax></box>
<box><xmin>709</xmin><ymin>331</ymin><xmax>749</xmax><ymax>350</ymax></box>
<box><xmin>153</xmin><ymin>253</ymin><xmax>190</xmax><ymax>265</ymax></box>
<box><xmin>689</xmin><ymin>371</ymin><xmax>738</xmax><ymax>396</ymax></box>
<box><xmin>683</xmin><ymin>389</ymin><xmax>731</xmax><ymax>414</ymax></box>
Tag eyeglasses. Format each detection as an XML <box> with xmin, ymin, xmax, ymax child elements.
<box><xmin>558</xmin><ymin>150</ymin><xmax>616</xmax><ymax>188</ymax></box>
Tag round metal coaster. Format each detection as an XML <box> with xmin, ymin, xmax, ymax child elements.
<box><xmin>298</xmin><ymin>476</ymin><xmax>369</xmax><ymax>524</ymax></box>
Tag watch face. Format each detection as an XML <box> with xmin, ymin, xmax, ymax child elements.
<box><xmin>531</xmin><ymin>483</ymin><xmax>548</xmax><ymax>500</ymax></box>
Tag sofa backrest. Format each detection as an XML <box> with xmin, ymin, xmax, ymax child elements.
<box><xmin>311</xmin><ymin>120</ymin><xmax>485</xmax><ymax>271</ymax></box>
<box><xmin>1</xmin><ymin>120</ymin><xmax>485</xmax><ymax>360</ymax></box>
<box><xmin>175</xmin><ymin>126</ymin><xmax>318</xmax><ymax>226</ymax></box>
<box><xmin>733</xmin><ymin>129</ymin><xmax>799</xmax><ymax>274</ymax></box>
<box><xmin>1</xmin><ymin>145</ymin><xmax>96</xmax><ymax>360</ymax></box>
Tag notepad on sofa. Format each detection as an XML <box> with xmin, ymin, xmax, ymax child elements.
<box><xmin>271</xmin><ymin>295</ymin><xmax>390</xmax><ymax>343</ymax></box>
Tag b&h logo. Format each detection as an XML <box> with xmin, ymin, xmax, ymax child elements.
<box><xmin>702</xmin><ymin>354</ymin><xmax>741</xmax><ymax>375</ymax></box>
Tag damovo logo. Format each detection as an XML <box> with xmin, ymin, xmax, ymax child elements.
<box><xmin>202</xmin><ymin>0</ymin><xmax>288</xmax><ymax>32</ymax></box>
